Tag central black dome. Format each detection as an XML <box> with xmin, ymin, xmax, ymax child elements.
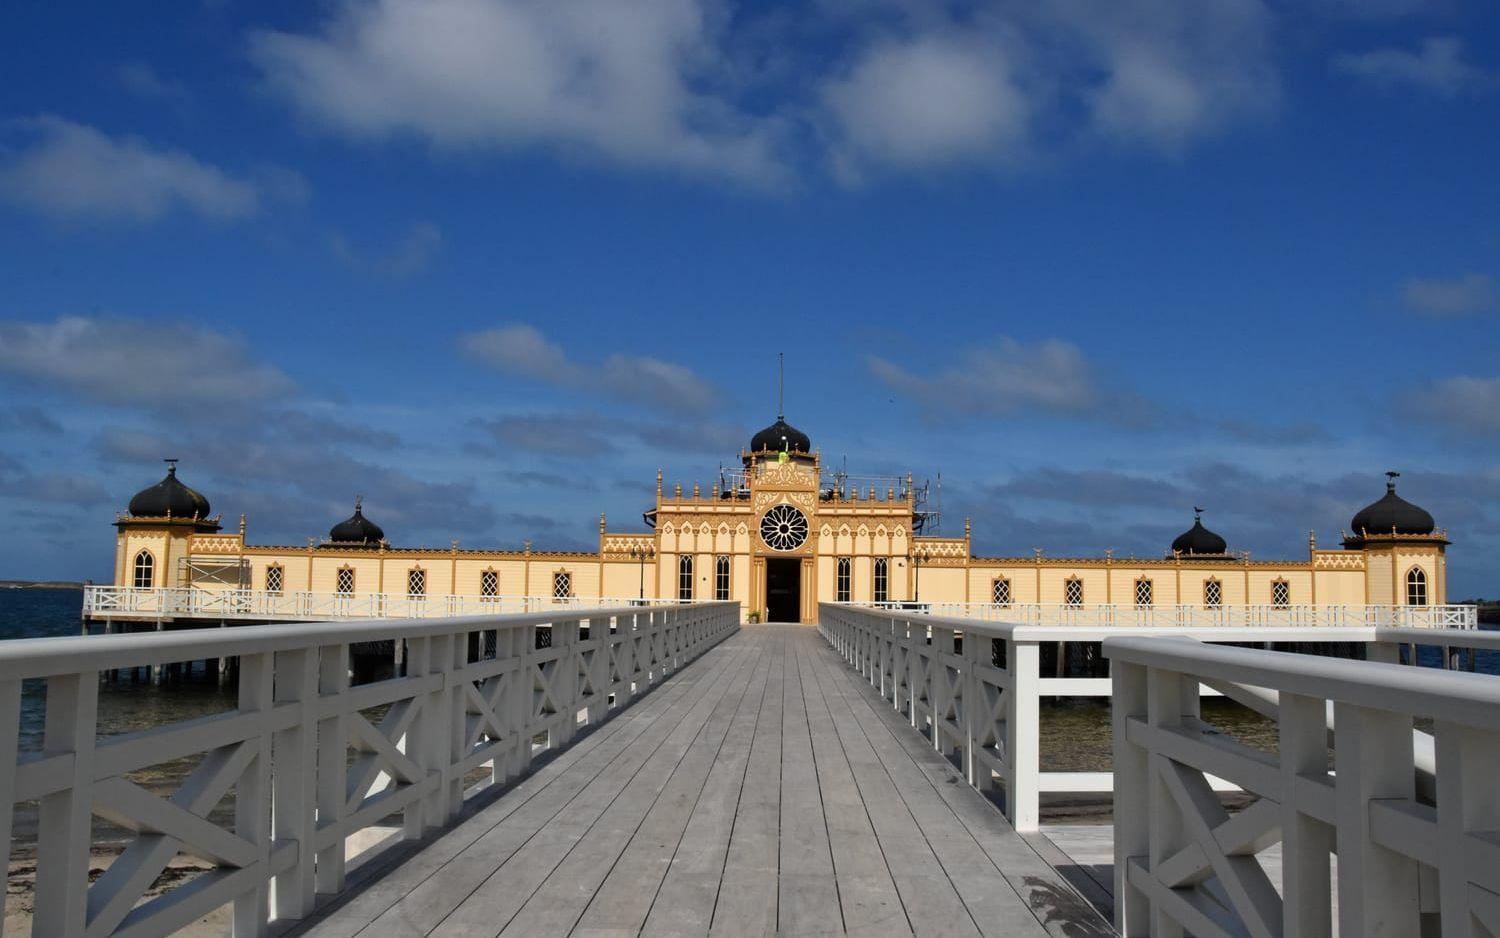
<box><xmin>329</xmin><ymin>498</ymin><xmax>385</xmax><ymax>546</ymax></box>
<box><xmin>128</xmin><ymin>462</ymin><xmax>212</xmax><ymax>519</ymax></box>
<box><xmin>749</xmin><ymin>417</ymin><xmax>810</xmax><ymax>455</ymax></box>
<box><xmin>1350</xmin><ymin>474</ymin><xmax>1435</xmax><ymax>537</ymax></box>
<box><xmin>1172</xmin><ymin>509</ymin><xmax>1228</xmax><ymax>556</ymax></box>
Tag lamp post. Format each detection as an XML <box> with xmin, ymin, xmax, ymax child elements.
<box><xmin>911</xmin><ymin>546</ymin><xmax>931</xmax><ymax>603</ymax></box>
<box><xmin>630</xmin><ymin>544</ymin><xmax>656</xmax><ymax>602</ymax></box>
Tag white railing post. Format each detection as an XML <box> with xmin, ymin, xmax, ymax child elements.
<box><xmin>315</xmin><ymin>642</ymin><xmax>350</xmax><ymax>896</ymax></box>
<box><xmin>32</xmin><ymin>671</ymin><xmax>99</xmax><ymax>938</ymax></box>
<box><xmin>271</xmin><ymin>647</ymin><xmax>319</xmax><ymax>920</ymax></box>
<box><xmin>1332</xmin><ymin>702</ymin><xmax>1420</xmax><ymax>936</ymax></box>
<box><xmin>1145</xmin><ymin>666</ymin><xmax>1190</xmax><ymax>938</ymax></box>
<box><xmin>233</xmin><ymin>652</ymin><xmax>273</xmax><ymax>937</ymax></box>
<box><xmin>1434</xmin><ymin>723</ymin><xmax>1500</xmax><ymax>933</ymax></box>
<box><xmin>0</xmin><ymin>679</ymin><xmax>17</xmax><ymax>938</ymax></box>
<box><xmin>1279</xmin><ymin>692</ymin><xmax>1333</xmax><ymax>937</ymax></box>
<box><xmin>1004</xmin><ymin>638</ymin><xmax>1040</xmax><ymax>832</ymax></box>
<box><xmin>1111</xmin><ymin>658</ymin><xmax>1150</xmax><ymax>937</ymax></box>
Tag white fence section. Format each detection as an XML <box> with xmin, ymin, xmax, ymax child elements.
<box><xmin>82</xmin><ymin>586</ymin><xmax>675</xmax><ymax>621</ymax></box>
<box><xmin>819</xmin><ymin>602</ymin><xmax>1497</xmax><ymax>838</ymax></box>
<box><xmin>863</xmin><ymin>600</ymin><xmax>1478</xmax><ymax>630</ymax></box>
<box><xmin>1106</xmin><ymin>633</ymin><xmax>1500</xmax><ymax>937</ymax></box>
<box><xmin>0</xmin><ymin>601</ymin><xmax>738</xmax><ymax>937</ymax></box>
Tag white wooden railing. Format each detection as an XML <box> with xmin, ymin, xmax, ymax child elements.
<box><xmin>0</xmin><ymin>601</ymin><xmax>738</xmax><ymax>937</ymax></box>
<box><xmin>864</xmin><ymin>600</ymin><xmax>1478</xmax><ymax>629</ymax></box>
<box><xmin>819</xmin><ymin>603</ymin><xmax>1497</xmax><ymax>837</ymax></box>
<box><xmin>82</xmin><ymin>586</ymin><xmax>675</xmax><ymax>621</ymax></box>
<box><xmin>1106</xmin><ymin>634</ymin><xmax>1500</xmax><ymax>937</ymax></box>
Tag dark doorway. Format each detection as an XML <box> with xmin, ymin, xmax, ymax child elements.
<box><xmin>765</xmin><ymin>558</ymin><xmax>801</xmax><ymax>623</ymax></box>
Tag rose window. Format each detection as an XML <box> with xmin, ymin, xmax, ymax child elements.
<box><xmin>759</xmin><ymin>504</ymin><xmax>808</xmax><ymax>551</ymax></box>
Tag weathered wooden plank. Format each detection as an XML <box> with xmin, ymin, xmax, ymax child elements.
<box><xmin>578</xmin><ymin>640</ymin><xmax>774</xmax><ymax>936</ymax></box>
<box><xmin>796</xmin><ymin>631</ymin><xmax>912</xmax><ymax>936</ymax></box>
<box><xmin>776</xmin><ymin>628</ymin><xmax>844</xmax><ymax>936</ymax></box>
<box><xmin>710</xmin><ymin>628</ymin><xmax>787</xmax><ymax>937</ymax></box>
<box><xmin>802</xmin><ymin>633</ymin><xmax>983</xmax><ymax>936</ymax></box>
<box><xmin>425</xmin><ymin>642</ymin><xmax>759</xmax><ymax>937</ymax></box>
<box><xmin>815</xmin><ymin>639</ymin><xmax>1115</xmax><ymax>937</ymax></box>
<box><xmin>640</xmin><ymin>632</ymin><xmax>776</xmax><ymax>936</ymax></box>
<box><xmin>501</xmin><ymin>634</ymin><xmax>766</xmax><ymax>935</ymax></box>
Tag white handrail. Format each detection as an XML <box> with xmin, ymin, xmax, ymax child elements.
<box><xmin>857</xmin><ymin>600</ymin><xmax>1478</xmax><ymax>629</ymax></box>
<box><xmin>0</xmin><ymin>601</ymin><xmax>739</xmax><ymax>937</ymax></box>
<box><xmin>1105</xmin><ymin>636</ymin><xmax>1500</xmax><ymax>936</ymax></box>
<box><xmin>81</xmin><ymin>586</ymin><xmax>680</xmax><ymax>621</ymax></box>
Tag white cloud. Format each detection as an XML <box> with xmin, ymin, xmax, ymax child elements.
<box><xmin>0</xmin><ymin>316</ymin><xmax>295</xmax><ymax>406</ymax></box>
<box><xmin>1404</xmin><ymin>376</ymin><xmax>1500</xmax><ymax>435</ymax></box>
<box><xmin>822</xmin><ymin>35</ymin><xmax>1029</xmax><ymax>179</ymax></box>
<box><xmin>332</xmin><ymin>221</ymin><xmax>444</xmax><ymax>278</ymax></box>
<box><xmin>116</xmin><ymin>63</ymin><xmax>190</xmax><ymax>102</ymax></box>
<box><xmin>868</xmin><ymin>336</ymin><xmax>1102</xmax><ymax>418</ymax></box>
<box><xmin>1333</xmin><ymin>37</ymin><xmax>1491</xmax><ymax>96</ymax></box>
<box><xmin>249</xmin><ymin>0</ymin><xmax>786</xmax><ymax>186</ymax></box>
<box><xmin>461</xmin><ymin>323</ymin><xmax>720</xmax><ymax>414</ymax></box>
<box><xmin>0</xmin><ymin>117</ymin><xmax>260</xmax><ymax>223</ymax></box>
<box><xmin>1401</xmin><ymin>273</ymin><xmax>1496</xmax><ymax>317</ymax></box>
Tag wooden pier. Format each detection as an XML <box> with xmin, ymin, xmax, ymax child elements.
<box><xmin>288</xmin><ymin>624</ymin><xmax>1111</xmax><ymax>937</ymax></box>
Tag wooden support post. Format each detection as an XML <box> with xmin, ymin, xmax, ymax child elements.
<box><xmin>1334</xmin><ymin>702</ymin><xmax>1419</xmax><ymax>937</ymax></box>
<box><xmin>233</xmin><ymin>653</ymin><xmax>273</xmax><ymax>937</ymax></box>
<box><xmin>1005</xmin><ymin>639</ymin><xmax>1040</xmax><ymax>832</ymax></box>
<box><xmin>271</xmin><ymin>648</ymin><xmax>318</xmax><ymax>920</ymax></box>
<box><xmin>1146</xmin><ymin>667</ymin><xmax>1188</xmax><ymax>938</ymax></box>
<box><xmin>1280</xmin><ymin>692</ymin><xmax>1333</xmax><ymax>937</ymax></box>
<box><xmin>315</xmin><ymin>643</ymin><xmax>350</xmax><ymax>895</ymax></box>
<box><xmin>32</xmin><ymin>671</ymin><xmax>99</xmax><ymax>938</ymax></box>
<box><xmin>1111</xmin><ymin>660</ymin><xmax>1150</xmax><ymax>937</ymax></box>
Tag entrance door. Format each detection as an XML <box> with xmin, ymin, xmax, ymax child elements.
<box><xmin>765</xmin><ymin>558</ymin><xmax>801</xmax><ymax>623</ymax></box>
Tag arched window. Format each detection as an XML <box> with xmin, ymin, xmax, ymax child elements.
<box><xmin>873</xmin><ymin>558</ymin><xmax>889</xmax><ymax>603</ymax></box>
<box><xmin>1406</xmin><ymin>567</ymin><xmax>1428</xmax><ymax>606</ymax></box>
<box><xmin>336</xmin><ymin>566</ymin><xmax>355</xmax><ymax>595</ymax></box>
<box><xmin>992</xmin><ymin>577</ymin><xmax>1012</xmax><ymax>606</ymax></box>
<box><xmin>836</xmin><ymin>557</ymin><xmax>851</xmax><ymax>603</ymax></box>
<box><xmin>1203</xmin><ymin>578</ymin><xmax>1221</xmax><ymax>607</ymax></box>
<box><xmin>1272</xmin><ymin>579</ymin><xmax>1291</xmax><ymax>607</ymax></box>
<box><xmin>1064</xmin><ymin>577</ymin><xmax>1084</xmax><ymax>606</ymax></box>
<box><xmin>678</xmin><ymin>555</ymin><xmax>694</xmax><ymax>601</ymax></box>
<box><xmin>407</xmin><ymin>568</ymin><xmax>426</xmax><ymax>598</ymax></box>
<box><xmin>480</xmin><ymin>569</ymin><xmax>498</xmax><ymax>598</ymax></box>
<box><xmin>265</xmin><ymin>565</ymin><xmax>284</xmax><ymax>594</ymax></box>
<box><xmin>715</xmin><ymin>556</ymin><xmax>731</xmax><ymax>601</ymax></box>
<box><xmin>1134</xmin><ymin>578</ymin><xmax>1154</xmax><ymax>607</ymax></box>
<box><xmin>553</xmin><ymin>570</ymin><xmax>572</xmax><ymax>601</ymax></box>
<box><xmin>132</xmin><ymin>550</ymin><xmax>154</xmax><ymax>589</ymax></box>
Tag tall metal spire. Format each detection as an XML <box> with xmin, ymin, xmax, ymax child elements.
<box><xmin>777</xmin><ymin>351</ymin><xmax>784</xmax><ymax>420</ymax></box>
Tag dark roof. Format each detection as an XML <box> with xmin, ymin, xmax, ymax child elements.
<box><xmin>329</xmin><ymin>498</ymin><xmax>385</xmax><ymax>546</ymax></box>
<box><xmin>1350</xmin><ymin>474</ymin><xmax>1435</xmax><ymax>537</ymax></box>
<box><xmin>128</xmin><ymin>462</ymin><xmax>212</xmax><ymax>519</ymax></box>
<box><xmin>749</xmin><ymin>417</ymin><xmax>810</xmax><ymax>455</ymax></box>
<box><xmin>1172</xmin><ymin>510</ymin><xmax>1228</xmax><ymax>556</ymax></box>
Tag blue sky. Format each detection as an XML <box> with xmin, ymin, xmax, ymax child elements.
<box><xmin>0</xmin><ymin>0</ymin><xmax>1497</xmax><ymax>596</ymax></box>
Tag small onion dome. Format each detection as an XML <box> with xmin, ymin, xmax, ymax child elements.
<box><xmin>750</xmin><ymin>416</ymin><xmax>811</xmax><ymax>455</ymax></box>
<box><xmin>1172</xmin><ymin>508</ymin><xmax>1228</xmax><ymax>556</ymax></box>
<box><xmin>128</xmin><ymin>461</ymin><xmax>211</xmax><ymax>519</ymax></box>
<box><xmin>329</xmin><ymin>497</ymin><xmax>385</xmax><ymax>545</ymax></box>
<box><xmin>1350</xmin><ymin>473</ymin><xmax>1435</xmax><ymax>537</ymax></box>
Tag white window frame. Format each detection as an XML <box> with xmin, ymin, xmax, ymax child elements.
<box><xmin>1064</xmin><ymin>577</ymin><xmax>1084</xmax><ymax>606</ymax></box>
<box><xmin>336</xmin><ymin>566</ymin><xmax>355</xmax><ymax>595</ymax></box>
<box><xmin>1272</xmin><ymin>579</ymin><xmax>1291</xmax><ymax>608</ymax></box>
<box><xmin>1134</xmin><ymin>578</ymin><xmax>1154</xmax><ymax>608</ymax></box>
<box><xmin>715</xmin><ymin>556</ymin><xmax>731</xmax><ymax>601</ymax></box>
<box><xmin>678</xmin><ymin>555</ymin><xmax>694</xmax><ymax>601</ymax></box>
<box><xmin>1406</xmin><ymin>567</ymin><xmax>1428</xmax><ymax>607</ymax></box>
<box><xmin>265</xmin><ymin>565</ymin><xmax>283</xmax><ymax>594</ymax></box>
<box><xmin>836</xmin><ymin>557</ymin><xmax>851</xmax><ymax>603</ymax></box>
<box><xmin>132</xmin><ymin>550</ymin><xmax>154</xmax><ymax>589</ymax></box>
<box><xmin>480</xmin><ymin>569</ymin><xmax>498</xmax><ymax>598</ymax></box>
<box><xmin>553</xmin><ymin>570</ymin><xmax>572</xmax><ymax>602</ymax></box>
<box><xmin>992</xmin><ymin>577</ymin><xmax>1011</xmax><ymax>606</ymax></box>
<box><xmin>873</xmin><ymin>558</ymin><xmax>889</xmax><ymax>603</ymax></box>
<box><xmin>407</xmin><ymin>568</ymin><xmax>426</xmax><ymax>598</ymax></box>
<box><xmin>1203</xmin><ymin>578</ymin><xmax>1221</xmax><ymax>608</ymax></box>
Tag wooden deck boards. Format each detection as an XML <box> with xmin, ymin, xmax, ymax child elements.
<box><xmin>294</xmin><ymin>625</ymin><xmax>1114</xmax><ymax>938</ymax></box>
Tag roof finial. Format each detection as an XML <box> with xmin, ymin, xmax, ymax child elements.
<box><xmin>164</xmin><ymin>457</ymin><xmax>179</xmax><ymax>476</ymax></box>
<box><xmin>1386</xmin><ymin>470</ymin><xmax>1400</xmax><ymax>492</ymax></box>
<box><xmin>1193</xmin><ymin>506</ymin><xmax>1204</xmax><ymax>521</ymax></box>
<box><xmin>777</xmin><ymin>351</ymin><xmax>785</xmax><ymax>421</ymax></box>
<box><xmin>354</xmin><ymin>494</ymin><xmax>363</xmax><ymax>513</ymax></box>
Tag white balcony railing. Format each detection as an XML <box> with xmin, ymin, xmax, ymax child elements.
<box><xmin>82</xmin><ymin>586</ymin><xmax>678</xmax><ymax>621</ymax></box>
<box><xmin>819</xmin><ymin>602</ymin><xmax>1498</xmax><ymax>838</ymax></box>
<box><xmin>863</xmin><ymin>600</ymin><xmax>1478</xmax><ymax>630</ymax></box>
<box><xmin>1106</xmin><ymin>633</ymin><xmax>1500</xmax><ymax>936</ymax></box>
<box><xmin>1</xmin><ymin>601</ymin><xmax>739</xmax><ymax>936</ymax></box>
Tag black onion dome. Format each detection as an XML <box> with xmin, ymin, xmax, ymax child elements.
<box><xmin>329</xmin><ymin>498</ymin><xmax>385</xmax><ymax>545</ymax></box>
<box><xmin>1350</xmin><ymin>474</ymin><xmax>1435</xmax><ymax>536</ymax></box>
<box><xmin>750</xmin><ymin>417</ymin><xmax>811</xmax><ymax>455</ymax></box>
<box><xmin>128</xmin><ymin>462</ymin><xmax>211</xmax><ymax>519</ymax></box>
<box><xmin>1172</xmin><ymin>509</ymin><xmax>1228</xmax><ymax>556</ymax></box>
